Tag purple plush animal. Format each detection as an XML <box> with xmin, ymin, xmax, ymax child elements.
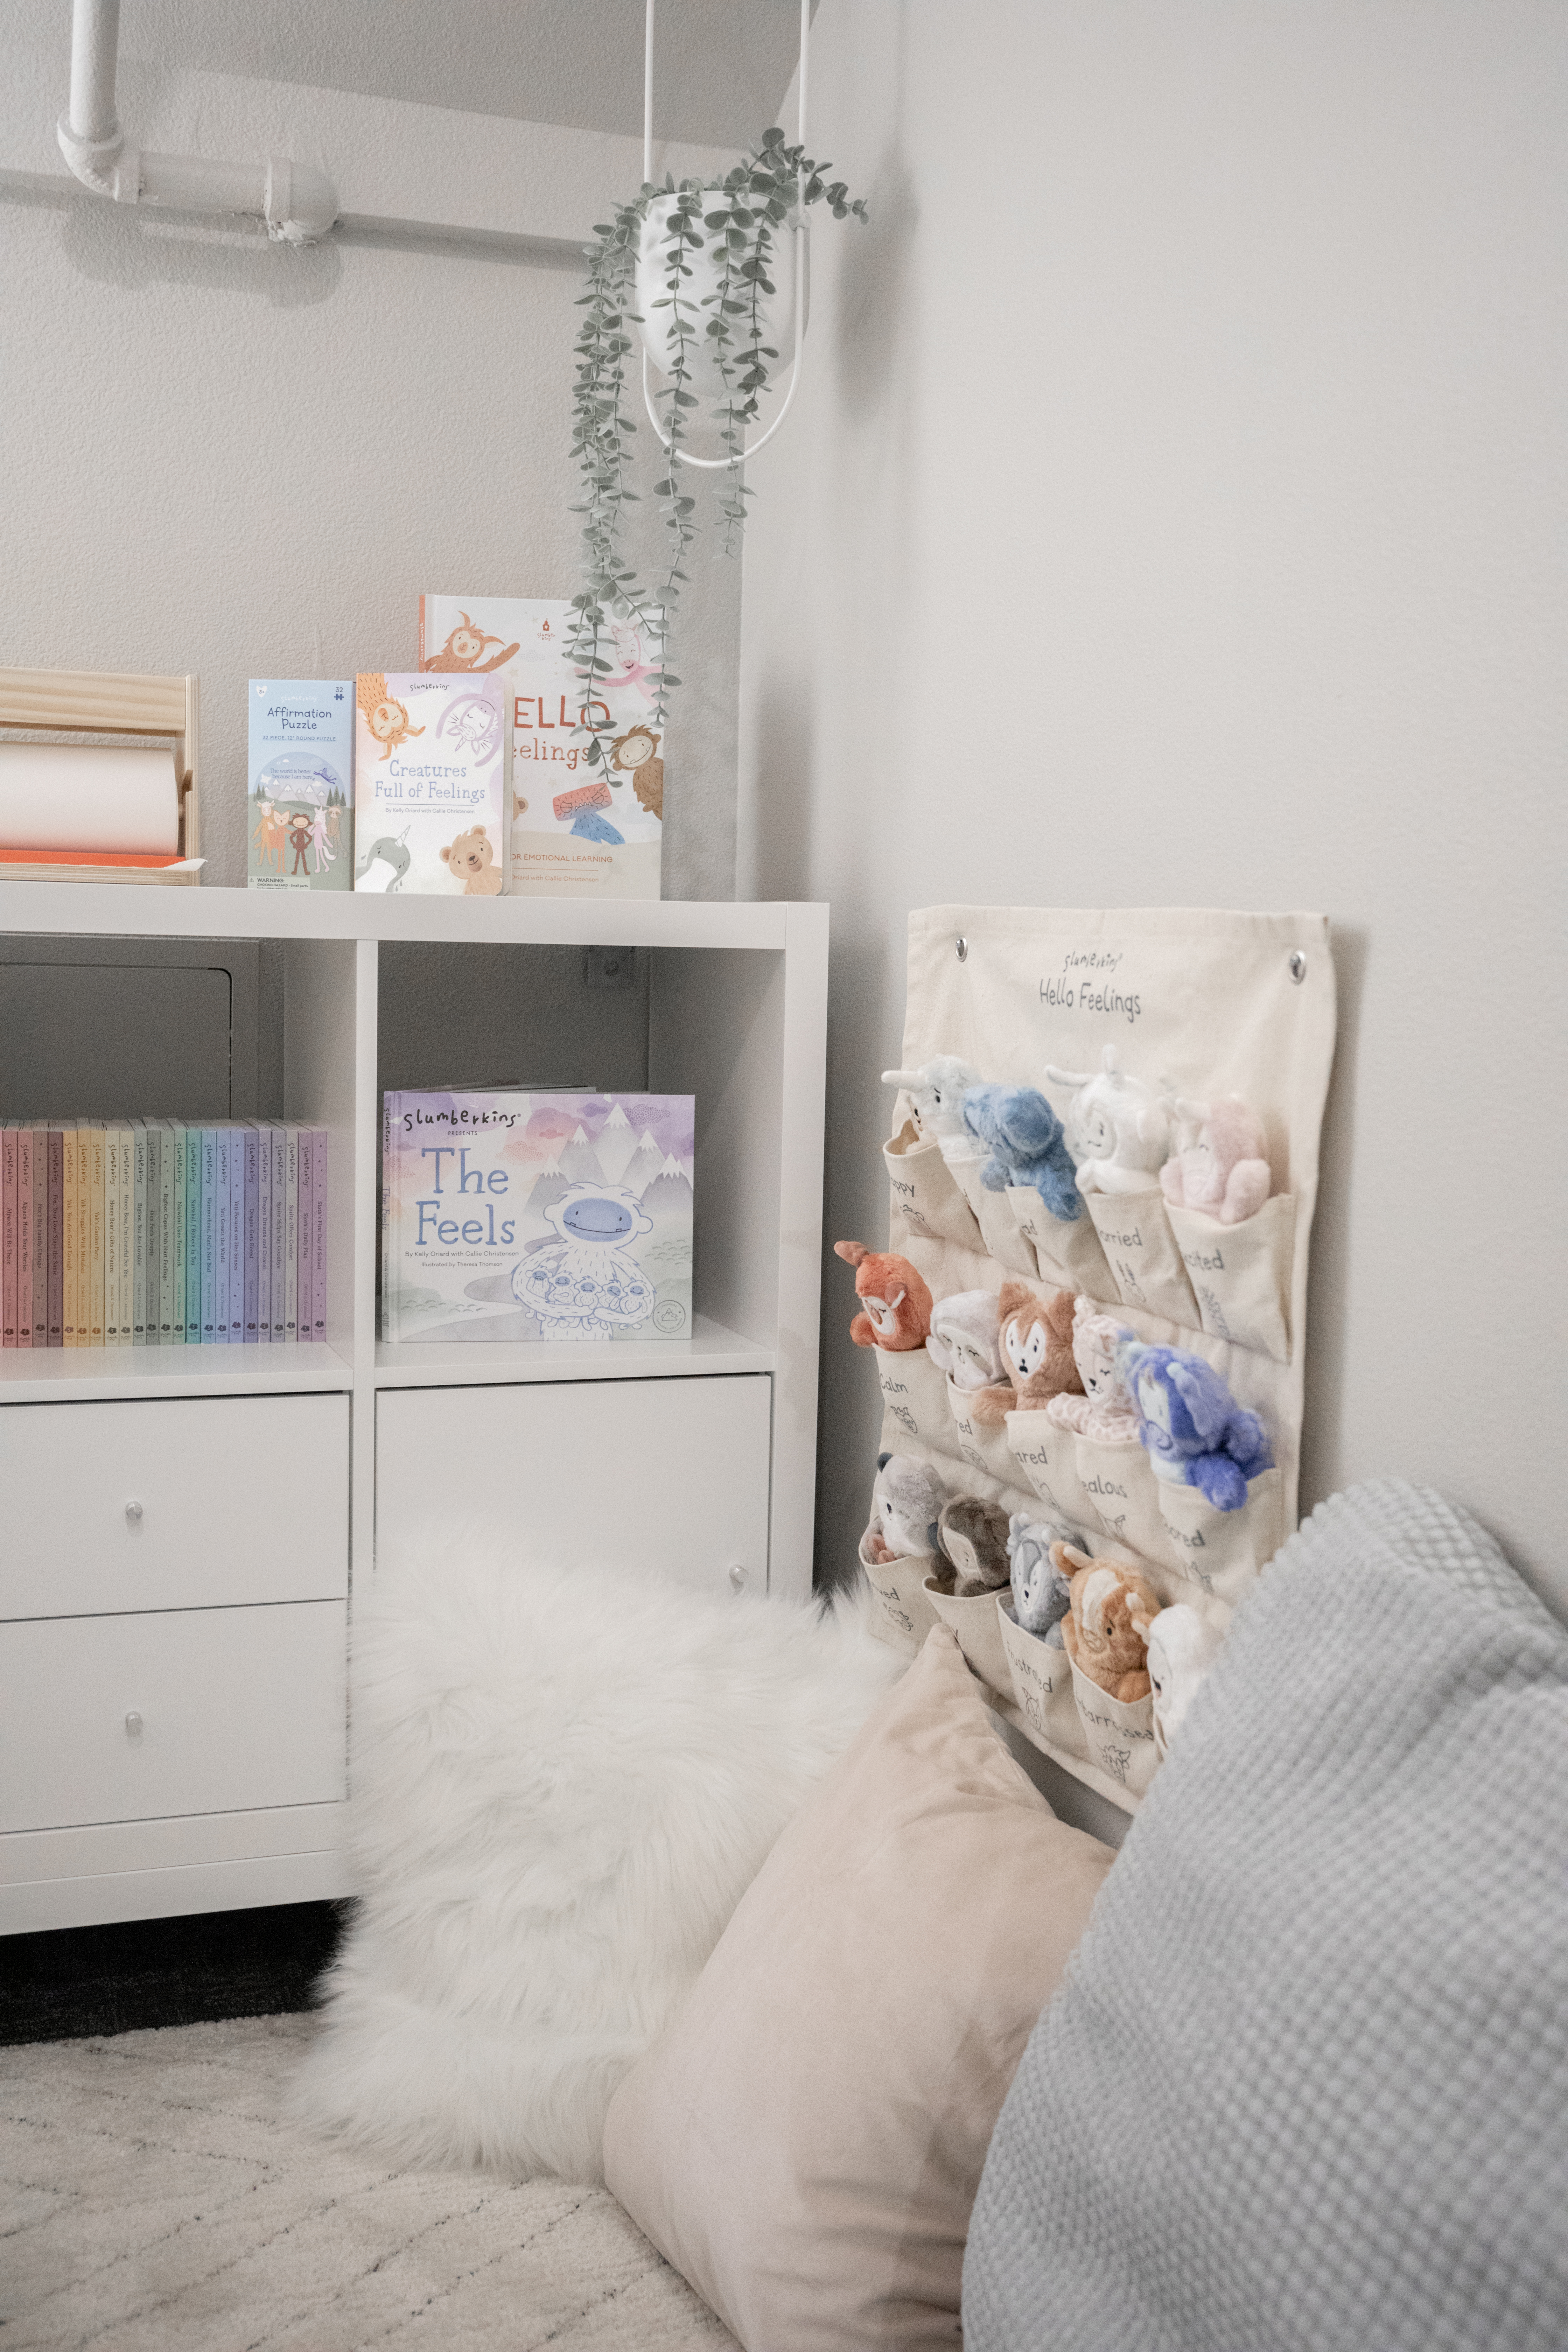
<box><xmin>1125</xmin><ymin>1344</ymin><xmax>1273</xmax><ymax>1511</ymax></box>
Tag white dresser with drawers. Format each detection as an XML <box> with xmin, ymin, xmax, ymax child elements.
<box><xmin>0</xmin><ymin>887</ymin><xmax>827</xmax><ymax>1933</ymax></box>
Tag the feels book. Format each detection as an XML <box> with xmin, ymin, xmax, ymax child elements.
<box><xmin>418</xmin><ymin>595</ymin><xmax>663</xmax><ymax>901</ymax></box>
<box><xmin>381</xmin><ymin>1090</ymin><xmax>693</xmax><ymax>1344</ymax></box>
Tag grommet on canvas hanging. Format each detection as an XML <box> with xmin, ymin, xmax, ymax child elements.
<box><xmin>955</xmin><ymin>936</ymin><xmax>968</xmax><ymax>962</ymax></box>
<box><xmin>1289</xmin><ymin>951</ymin><xmax>1308</xmax><ymax>983</ymax></box>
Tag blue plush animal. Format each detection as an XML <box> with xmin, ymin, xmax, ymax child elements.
<box><xmin>961</xmin><ymin>1084</ymin><xmax>1083</xmax><ymax>1222</ymax></box>
<box><xmin>1125</xmin><ymin>1344</ymin><xmax>1273</xmax><ymax>1512</ymax></box>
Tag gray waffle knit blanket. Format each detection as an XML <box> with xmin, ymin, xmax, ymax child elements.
<box><xmin>964</xmin><ymin>1477</ymin><xmax>1568</xmax><ymax>2352</ymax></box>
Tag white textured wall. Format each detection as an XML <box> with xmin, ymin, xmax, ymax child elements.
<box><xmin>742</xmin><ymin>2</ymin><xmax>1568</xmax><ymax>1611</ymax></box>
<box><xmin>0</xmin><ymin>24</ymin><xmax>747</xmax><ymax>899</ymax></box>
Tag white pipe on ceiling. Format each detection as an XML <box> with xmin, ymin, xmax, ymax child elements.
<box><xmin>55</xmin><ymin>0</ymin><xmax>338</xmax><ymax>244</ymax></box>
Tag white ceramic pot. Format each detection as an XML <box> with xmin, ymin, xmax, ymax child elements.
<box><xmin>635</xmin><ymin>190</ymin><xmax>802</xmax><ymax>407</ymax></box>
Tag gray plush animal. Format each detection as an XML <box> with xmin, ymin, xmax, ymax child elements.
<box><xmin>866</xmin><ymin>1451</ymin><xmax>946</xmax><ymax>1564</ymax></box>
<box><xmin>937</xmin><ymin>1494</ymin><xmax>1013</xmax><ymax>1595</ymax></box>
<box><xmin>1007</xmin><ymin>1512</ymin><xmax>1080</xmax><ymax>1643</ymax></box>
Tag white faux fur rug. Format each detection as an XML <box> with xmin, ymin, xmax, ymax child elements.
<box><xmin>0</xmin><ymin>2015</ymin><xmax>735</xmax><ymax>2352</ymax></box>
<box><xmin>294</xmin><ymin>1549</ymin><xmax>901</xmax><ymax>2182</ymax></box>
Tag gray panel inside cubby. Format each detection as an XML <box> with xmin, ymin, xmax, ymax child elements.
<box><xmin>0</xmin><ymin>938</ymin><xmax>260</xmax><ymax>1118</ymax></box>
<box><xmin>377</xmin><ymin>943</ymin><xmax>652</xmax><ymax>1099</ymax></box>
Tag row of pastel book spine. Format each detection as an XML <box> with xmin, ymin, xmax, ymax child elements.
<box><xmin>0</xmin><ymin>1121</ymin><xmax>327</xmax><ymax>1349</ymax></box>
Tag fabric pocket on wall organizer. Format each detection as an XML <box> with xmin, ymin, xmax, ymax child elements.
<box><xmin>946</xmin><ymin>1378</ymin><xmax>1018</xmax><ymax>1488</ymax></box>
<box><xmin>1069</xmin><ymin>1659</ymin><xmax>1158</xmax><ymax>1799</ymax></box>
<box><xmin>999</xmin><ymin>1603</ymin><xmax>1081</xmax><ymax>1750</ymax></box>
<box><xmin>944</xmin><ymin>1144</ymin><xmax>994</xmax><ymax>1222</ymax></box>
<box><xmin>1164</xmin><ymin>1194</ymin><xmax>1296</xmax><ymax>1363</ymax></box>
<box><xmin>884</xmin><ymin>1127</ymin><xmax>985</xmax><ymax>1253</ymax></box>
<box><xmin>924</xmin><ymin>1578</ymin><xmax>1013</xmax><ymax>1701</ymax></box>
<box><xmin>875</xmin><ymin>1345</ymin><xmax>951</xmax><ymax>1450</ymax></box>
<box><xmin>1152</xmin><ymin>1466</ymin><xmax>1285</xmax><ymax>1604</ymax></box>
<box><xmin>1004</xmin><ymin>1409</ymin><xmax>1093</xmax><ymax>1528</ymax></box>
<box><xmin>1073</xmin><ymin>1434</ymin><xmax>1166</xmax><ymax>1566</ymax></box>
<box><xmin>974</xmin><ymin>1187</ymin><xmax>1038</xmax><ymax>1278</ymax></box>
<box><xmin>1084</xmin><ymin>1189</ymin><xmax>1199</xmax><ymax>1327</ymax></box>
<box><xmin>1006</xmin><ymin>1189</ymin><xmax>1115</xmax><ymax>1297</ymax></box>
<box><xmin>858</xmin><ymin>1532</ymin><xmax>943</xmax><ymax>1655</ymax></box>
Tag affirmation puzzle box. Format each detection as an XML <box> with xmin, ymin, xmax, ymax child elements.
<box><xmin>382</xmin><ymin>1090</ymin><xmax>694</xmax><ymax>1344</ymax></box>
<box><xmin>419</xmin><ymin>595</ymin><xmax>664</xmax><ymax>899</ymax></box>
<box><xmin>247</xmin><ymin>681</ymin><xmax>354</xmax><ymax>890</ymax></box>
<box><xmin>354</xmin><ymin>672</ymin><xmax>507</xmax><ymax>895</ymax></box>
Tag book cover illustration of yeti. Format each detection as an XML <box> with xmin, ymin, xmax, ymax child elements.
<box><xmin>354</xmin><ymin>671</ymin><xmax>507</xmax><ymax>896</ymax></box>
<box><xmin>381</xmin><ymin>1090</ymin><xmax>694</xmax><ymax>1344</ymax></box>
<box><xmin>247</xmin><ymin>681</ymin><xmax>354</xmax><ymax>891</ymax></box>
<box><xmin>418</xmin><ymin>594</ymin><xmax>664</xmax><ymax>901</ymax></box>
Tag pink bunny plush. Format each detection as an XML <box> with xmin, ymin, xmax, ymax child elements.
<box><xmin>1160</xmin><ymin>1095</ymin><xmax>1272</xmax><ymax>1226</ymax></box>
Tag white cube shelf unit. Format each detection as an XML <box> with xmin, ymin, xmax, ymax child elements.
<box><xmin>0</xmin><ymin>882</ymin><xmax>828</xmax><ymax>1932</ymax></box>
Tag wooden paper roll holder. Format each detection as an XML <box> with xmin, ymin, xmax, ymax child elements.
<box><xmin>0</xmin><ymin>666</ymin><xmax>202</xmax><ymax>886</ymax></box>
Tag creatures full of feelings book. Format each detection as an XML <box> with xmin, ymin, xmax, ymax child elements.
<box><xmin>354</xmin><ymin>672</ymin><xmax>507</xmax><ymax>896</ymax></box>
<box><xmin>418</xmin><ymin>595</ymin><xmax>664</xmax><ymax>901</ymax></box>
<box><xmin>381</xmin><ymin>1091</ymin><xmax>694</xmax><ymax>1344</ymax></box>
<box><xmin>248</xmin><ymin>681</ymin><xmax>355</xmax><ymax>890</ymax></box>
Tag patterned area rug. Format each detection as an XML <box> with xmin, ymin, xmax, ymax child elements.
<box><xmin>1</xmin><ymin>2014</ymin><xmax>735</xmax><ymax>2352</ymax></box>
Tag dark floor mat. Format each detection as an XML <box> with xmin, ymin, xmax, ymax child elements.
<box><xmin>0</xmin><ymin>1900</ymin><xmax>348</xmax><ymax>2044</ymax></box>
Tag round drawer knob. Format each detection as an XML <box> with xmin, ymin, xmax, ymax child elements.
<box><xmin>125</xmin><ymin>1711</ymin><xmax>144</xmax><ymax>1739</ymax></box>
<box><xmin>728</xmin><ymin>1563</ymin><xmax>748</xmax><ymax>1591</ymax></box>
<box><xmin>125</xmin><ymin>1500</ymin><xmax>143</xmax><ymax>1525</ymax></box>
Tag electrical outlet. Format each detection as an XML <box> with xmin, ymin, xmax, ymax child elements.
<box><xmin>583</xmin><ymin>945</ymin><xmax>636</xmax><ymax>992</ymax></box>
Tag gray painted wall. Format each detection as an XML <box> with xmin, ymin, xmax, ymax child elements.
<box><xmin>741</xmin><ymin>0</ymin><xmax>1568</xmax><ymax>1619</ymax></box>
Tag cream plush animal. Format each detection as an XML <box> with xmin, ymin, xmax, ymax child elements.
<box><xmin>1046</xmin><ymin>1300</ymin><xmax>1141</xmax><ymax>1443</ymax></box>
<box><xmin>1055</xmin><ymin>1542</ymin><xmax>1161</xmax><ymax>1702</ymax></box>
<box><xmin>1045</xmin><ymin>1046</ymin><xmax>1173</xmax><ymax>1196</ymax></box>
<box><xmin>1130</xmin><ymin>1600</ymin><xmax>1224</xmax><ymax>1755</ymax></box>
<box><xmin>882</xmin><ymin>1056</ymin><xmax>986</xmax><ymax>1173</ymax></box>
<box><xmin>926</xmin><ymin>1290</ymin><xmax>1006</xmax><ymax>1392</ymax></box>
<box><xmin>1160</xmin><ymin>1095</ymin><xmax>1273</xmax><ymax>1225</ymax></box>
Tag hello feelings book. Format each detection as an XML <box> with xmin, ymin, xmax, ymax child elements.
<box><xmin>418</xmin><ymin>595</ymin><xmax>664</xmax><ymax>900</ymax></box>
<box><xmin>382</xmin><ymin>1091</ymin><xmax>694</xmax><ymax>1344</ymax></box>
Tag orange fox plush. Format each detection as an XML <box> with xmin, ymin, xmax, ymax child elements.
<box><xmin>972</xmin><ymin>1282</ymin><xmax>1084</xmax><ymax>1423</ymax></box>
<box><xmin>833</xmin><ymin>1240</ymin><xmax>934</xmax><ymax>1352</ymax></box>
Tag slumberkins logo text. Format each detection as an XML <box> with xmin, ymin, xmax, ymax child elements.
<box><xmin>1038</xmin><ymin>945</ymin><xmax>1142</xmax><ymax>1026</ymax></box>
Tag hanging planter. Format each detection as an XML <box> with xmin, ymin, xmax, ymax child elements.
<box><xmin>631</xmin><ymin>173</ymin><xmax>804</xmax><ymax>400</ymax></box>
<box><xmin>567</xmin><ymin>0</ymin><xmax>867</xmax><ymax>789</ymax></box>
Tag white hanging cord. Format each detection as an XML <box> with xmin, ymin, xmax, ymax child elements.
<box><xmin>643</xmin><ymin>0</ymin><xmax>655</xmax><ymax>185</ymax></box>
<box><xmin>640</xmin><ymin>0</ymin><xmax>810</xmax><ymax>471</ymax></box>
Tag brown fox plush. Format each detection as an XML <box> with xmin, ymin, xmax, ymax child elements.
<box><xmin>972</xmin><ymin>1282</ymin><xmax>1084</xmax><ymax>1423</ymax></box>
<box><xmin>833</xmin><ymin>1240</ymin><xmax>934</xmax><ymax>1352</ymax></box>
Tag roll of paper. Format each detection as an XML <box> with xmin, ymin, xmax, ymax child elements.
<box><xmin>0</xmin><ymin>743</ymin><xmax>180</xmax><ymax>853</ymax></box>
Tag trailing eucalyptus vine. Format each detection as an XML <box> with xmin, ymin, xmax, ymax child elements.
<box><xmin>567</xmin><ymin>128</ymin><xmax>867</xmax><ymax>784</ymax></box>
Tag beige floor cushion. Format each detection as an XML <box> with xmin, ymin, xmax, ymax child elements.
<box><xmin>603</xmin><ymin>1625</ymin><xmax>1115</xmax><ymax>2350</ymax></box>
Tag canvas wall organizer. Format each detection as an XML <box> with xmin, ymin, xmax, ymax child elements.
<box><xmin>851</xmin><ymin>905</ymin><xmax>1336</xmax><ymax>1813</ymax></box>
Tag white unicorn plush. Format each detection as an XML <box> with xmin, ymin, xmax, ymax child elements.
<box><xmin>882</xmin><ymin>1056</ymin><xmax>986</xmax><ymax>1171</ymax></box>
<box><xmin>1044</xmin><ymin>1045</ymin><xmax>1174</xmax><ymax>1196</ymax></box>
